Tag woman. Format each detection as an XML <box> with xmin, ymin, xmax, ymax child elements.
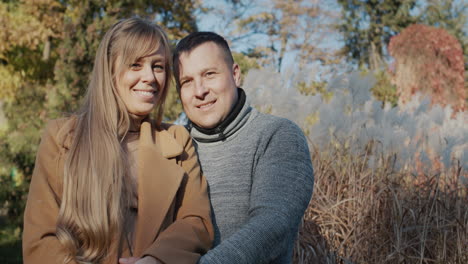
<box><xmin>22</xmin><ymin>18</ymin><xmax>213</xmax><ymax>264</ymax></box>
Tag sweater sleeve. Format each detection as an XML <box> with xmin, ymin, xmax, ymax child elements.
<box><xmin>199</xmin><ymin>120</ymin><xmax>314</xmax><ymax>264</ymax></box>
<box><xmin>22</xmin><ymin>120</ymin><xmax>78</xmax><ymax>264</ymax></box>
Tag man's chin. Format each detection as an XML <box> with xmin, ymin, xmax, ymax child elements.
<box><xmin>193</xmin><ymin>119</ymin><xmax>219</xmax><ymax>130</ymax></box>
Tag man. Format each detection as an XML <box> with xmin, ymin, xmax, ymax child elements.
<box><xmin>173</xmin><ymin>32</ymin><xmax>314</xmax><ymax>264</ymax></box>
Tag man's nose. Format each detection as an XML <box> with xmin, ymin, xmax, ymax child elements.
<box><xmin>194</xmin><ymin>79</ymin><xmax>208</xmax><ymax>98</ymax></box>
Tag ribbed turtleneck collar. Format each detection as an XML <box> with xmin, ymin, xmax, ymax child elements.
<box><xmin>190</xmin><ymin>88</ymin><xmax>252</xmax><ymax>143</ymax></box>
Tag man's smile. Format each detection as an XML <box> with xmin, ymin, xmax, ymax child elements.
<box><xmin>197</xmin><ymin>99</ymin><xmax>217</xmax><ymax>110</ymax></box>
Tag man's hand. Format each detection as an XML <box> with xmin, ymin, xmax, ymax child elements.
<box><xmin>119</xmin><ymin>256</ymin><xmax>162</xmax><ymax>264</ymax></box>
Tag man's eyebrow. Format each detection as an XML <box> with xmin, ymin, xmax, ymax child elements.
<box><xmin>202</xmin><ymin>66</ymin><xmax>217</xmax><ymax>71</ymax></box>
<box><xmin>179</xmin><ymin>75</ymin><xmax>188</xmax><ymax>80</ymax></box>
<box><xmin>179</xmin><ymin>66</ymin><xmax>218</xmax><ymax>79</ymax></box>
<box><xmin>178</xmin><ymin>75</ymin><xmax>191</xmax><ymax>82</ymax></box>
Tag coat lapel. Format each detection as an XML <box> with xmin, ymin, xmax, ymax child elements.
<box><xmin>133</xmin><ymin>121</ymin><xmax>185</xmax><ymax>256</ymax></box>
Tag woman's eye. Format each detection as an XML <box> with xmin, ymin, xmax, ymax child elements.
<box><xmin>153</xmin><ymin>64</ymin><xmax>164</xmax><ymax>71</ymax></box>
<box><xmin>130</xmin><ymin>63</ymin><xmax>141</xmax><ymax>69</ymax></box>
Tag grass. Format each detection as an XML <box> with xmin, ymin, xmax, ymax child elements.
<box><xmin>293</xmin><ymin>142</ymin><xmax>468</xmax><ymax>263</ymax></box>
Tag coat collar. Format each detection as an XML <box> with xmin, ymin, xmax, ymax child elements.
<box><xmin>57</xmin><ymin>117</ymin><xmax>184</xmax><ymax>159</ymax></box>
<box><xmin>140</xmin><ymin>121</ymin><xmax>183</xmax><ymax>159</ymax></box>
<box><xmin>134</xmin><ymin>120</ymin><xmax>185</xmax><ymax>256</ymax></box>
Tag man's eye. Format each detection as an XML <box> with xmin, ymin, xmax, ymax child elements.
<box><xmin>181</xmin><ymin>79</ymin><xmax>191</xmax><ymax>86</ymax></box>
<box><xmin>206</xmin><ymin>71</ymin><xmax>215</xmax><ymax>76</ymax></box>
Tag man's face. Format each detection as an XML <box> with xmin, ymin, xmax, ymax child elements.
<box><xmin>178</xmin><ymin>42</ymin><xmax>241</xmax><ymax>129</ymax></box>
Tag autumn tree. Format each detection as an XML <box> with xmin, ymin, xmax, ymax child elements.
<box><xmin>0</xmin><ymin>0</ymin><xmax>63</xmax><ymax>102</ymax></box>
<box><xmin>389</xmin><ymin>24</ymin><xmax>466</xmax><ymax>112</ymax></box>
<box><xmin>420</xmin><ymin>0</ymin><xmax>467</xmax><ymax>59</ymax></box>
<box><xmin>0</xmin><ymin>0</ymin><xmax>64</xmax><ymax>178</ymax></box>
<box><xmin>337</xmin><ymin>0</ymin><xmax>417</xmax><ymax>71</ymax></box>
<box><xmin>419</xmin><ymin>0</ymin><xmax>468</xmax><ymax>101</ymax></box>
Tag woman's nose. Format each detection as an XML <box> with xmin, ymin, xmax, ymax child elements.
<box><xmin>141</xmin><ymin>66</ymin><xmax>156</xmax><ymax>84</ymax></box>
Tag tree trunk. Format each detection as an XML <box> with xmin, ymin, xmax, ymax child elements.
<box><xmin>42</xmin><ymin>36</ymin><xmax>51</xmax><ymax>61</ymax></box>
<box><xmin>369</xmin><ymin>41</ymin><xmax>382</xmax><ymax>71</ymax></box>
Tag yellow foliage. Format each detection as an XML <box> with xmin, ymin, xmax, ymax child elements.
<box><xmin>302</xmin><ymin>112</ymin><xmax>320</xmax><ymax>136</ymax></box>
<box><xmin>0</xmin><ymin>3</ymin><xmax>42</xmax><ymax>52</ymax></box>
<box><xmin>21</xmin><ymin>0</ymin><xmax>64</xmax><ymax>37</ymax></box>
<box><xmin>0</xmin><ymin>1</ymin><xmax>63</xmax><ymax>53</ymax></box>
<box><xmin>164</xmin><ymin>82</ymin><xmax>183</xmax><ymax>122</ymax></box>
<box><xmin>237</xmin><ymin>12</ymin><xmax>275</xmax><ymax>28</ymax></box>
<box><xmin>305</xmin><ymin>112</ymin><xmax>319</xmax><ymax>127</ymax></box>
<box><xmin>297</xmin><ymin>81</ymin><xmax>333</xmax><ymax>102</ymax></box>
<box><xmin>0</xmin><ymin>65</ymin><xmax>22</xmax><ymax>102</ymax></box>
<box><xmin>232</xmin><ymin>52</ymin><xmax>260</xmax><ymax>85</ymax></box>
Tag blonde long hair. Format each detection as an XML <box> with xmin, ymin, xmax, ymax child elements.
<box><xmin>56</xmin><ymin>18</ymin><xmax>171</xmax><ymax>263</ymax></box>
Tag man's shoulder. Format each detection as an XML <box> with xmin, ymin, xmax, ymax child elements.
<box><xmin>251</xmin><ymin>110</ymin><xmax>304</xmax><ymax>136</ymax></box>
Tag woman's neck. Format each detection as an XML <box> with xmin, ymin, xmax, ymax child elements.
<box><xmin>128</xmin><ymin>114</ymin><xmax>146</xmax><ymax>132</ymax></box>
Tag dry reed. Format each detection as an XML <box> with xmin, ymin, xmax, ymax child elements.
<box><xmin>293</xmin><ymin>141</ymin><xmax>468</xmax><ymax>264</ymax></box>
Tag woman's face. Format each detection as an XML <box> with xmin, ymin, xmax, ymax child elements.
<box><xmin>115</xmin><ymin>44</ymin><xmax>167</xmax><ymax>117</ymax></box>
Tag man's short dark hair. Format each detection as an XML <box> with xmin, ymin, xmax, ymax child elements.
<box><xmin>173</xmin><ymin>32</ymin><xmax>234</xmax><ymax>91</ymax></box>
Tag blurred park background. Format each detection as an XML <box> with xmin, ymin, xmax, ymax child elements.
<box><xmin>1</xmin><ymin>0</ymin><xmax>467</xmax><ymax>263</ymax></box>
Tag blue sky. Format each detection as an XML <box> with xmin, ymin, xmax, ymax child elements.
<box><xmin>194</xmin><ymin>0</ymin><xmax>467</xmax><ymax>75</ymax></box>
<box><xmin>195</xmin><ymin>0</ymin><xmax>344</xmax><ymax>74</ymax></box>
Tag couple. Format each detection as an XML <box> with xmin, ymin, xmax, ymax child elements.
<box><xmin>22</xmin><ymin>18</ymin><xmax>313</xmax><ymax>264</ymax></box>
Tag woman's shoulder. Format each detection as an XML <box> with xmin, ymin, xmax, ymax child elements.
<box><xmin>42</xmin><ymin>116</ymin><xmax>78</xmax><ymax>150</ymax></box>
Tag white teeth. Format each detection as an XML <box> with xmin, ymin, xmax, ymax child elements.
<box><xmin>200</xmin><ymin>102</ymin><xmax>213</xmax><ymax>108</ymax></box>
<box><xmin>135</xmin><ymin>90</ymin><xmax>155</xmax><ymax>96</ymax></box>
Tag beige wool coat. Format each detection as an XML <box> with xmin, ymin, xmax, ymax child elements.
<box><xmin>22</xmin><ymin>117</ymin><xmax>213</xmax><ymax>264</ymax></box>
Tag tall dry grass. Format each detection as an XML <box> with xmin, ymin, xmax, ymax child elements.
<box><xmin>242</xmin><ymin>69</ymin><xmax>467</xmax><ymax>263</ymax></box>
<box><xmin>293</xmin><ymin>142</ymin><xmax>468</xmax><ymax>264</ymax></box>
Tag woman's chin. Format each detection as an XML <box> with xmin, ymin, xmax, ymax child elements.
<box><xmin>128</xmin><ymin>104</ymin><xmax>156</xmax><ymax>117</ymax></box>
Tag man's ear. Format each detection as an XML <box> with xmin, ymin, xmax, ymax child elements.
<box><xmin>232</xmin><ymin>63</ymin><xmax>241</xmax><ymax>87</ymax></box>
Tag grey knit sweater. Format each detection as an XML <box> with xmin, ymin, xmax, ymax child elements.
<box><xmin>191</xmin><ymin>96</ymin><xmax>314</xmax><ymax>264</ymax></box>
